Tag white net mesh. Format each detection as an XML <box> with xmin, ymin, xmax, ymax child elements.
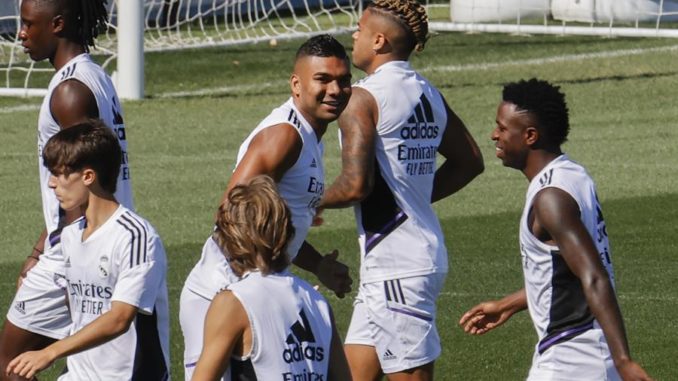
<box><xmin>432</xmin><ymin>0</ymin><xmax>678</xmax><ymax>38</ymax></box>
<box><xmin>0</xmin><ymin>0</ymin><xmax>360</xmax><ymax>95</ymax></box>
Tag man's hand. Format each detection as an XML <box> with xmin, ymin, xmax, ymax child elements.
<box><xmin>6</xmin><ymin>348</ymin><xmax>56</xmax><ymax>380</ymax></box>
<box><xmin>316</xmin><ymin>250</ymin><xmax>352</xmax><ymax>298</ymax></box>
<box><xmin>459</xmin><ymin>300</ymin><xmax>514</xmax><ymax>335</ymax></box>
<box><xmin>312</xmin><ymin>208</ymin><xmax>324</xmax><ymax>227</ymax></box>
<box><xmin>17</xmin><ymin>255</ymin><xmax>39</xmax><ymax>290</ymax></box>
<box><xmin>617</xmin><ymin>359</ymin><xmax>654</xmax><ymax>381</ymax></box>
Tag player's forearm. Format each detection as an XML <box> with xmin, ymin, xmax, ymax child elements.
<box><xmin>581</xmin><ymin>275</ymin><xmax>633</xmax><ymax>366</ymax></box>
<box><xmin>32</xmin><ymin>229</ymin><xmax>48</xmax><ymax>257</ymax></box>
<box><xmin>498</xmin><ymin>288</ymin><xmax>528</xmax><ymax>314</ymax></box>
<box><xmin>431</xmin><ymin>156</ymin><xmax>484</xmax><ymax>203</ymax></box>
<box><xmin>47</xmin><ymin>308</ymin><xmax>135</xmax><ymax>359</ymax></box>
<box><xmin>292</xmin><ymin>241</ymin><xmax>323</xmax><ymax>275</ymax></box>
<box><xmin>321</xmin><ymin>178</ymin><xmax>368</xmax><ymax>209</ymax></box>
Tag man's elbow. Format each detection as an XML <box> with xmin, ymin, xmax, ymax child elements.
<box><xmin>352</xmin><ymin>177</ymin><xmax>374</xmax><ymax>202</ymax></box>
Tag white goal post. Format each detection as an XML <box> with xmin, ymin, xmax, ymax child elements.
<box><xmin>0</xmin><ymin>0</ymin><xmax>361</xmax><ymax>99</ymax></box>
<box><xmin>2</xmin><ymin>0</ymin><xmax>678</xmax><ymax>99</ymax></box>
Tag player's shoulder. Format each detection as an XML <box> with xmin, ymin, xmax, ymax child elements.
<box><xmin>112</xmin><ymin>207</ymin><xmax>159</xmax><ymax>241</ymax></box>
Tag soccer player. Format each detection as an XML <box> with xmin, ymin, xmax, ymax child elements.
<box><xmin>6</xmin><ymin>121</ymin><xmax>169</xmax><ymax>380</ymax></box>
<box><xmin>0</xmin><ymin>1</ymin><xmax>133</xmax><ymax>378</ymax></box>
<box><xmin>191</xmin><ymin>175</ymin><xmax>351</xmax><ymax>380</ymax></box>
<box><xmin>459</xmin><ymin>79</ymin><xmax>652</xmax><ymax>381</ymax></box>
<box><xmin>318</xmin><ymin>0</ymin><xmax>484</xmax><ymax>379</ymax></box>
<box><xmin>180</xmin><ymin>34</ymin><xmax>353</xmax><ymax>380</ymax></box>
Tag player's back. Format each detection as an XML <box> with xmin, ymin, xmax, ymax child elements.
<box><xmin>227</xmin><ymin>271</ymin><xmax>333</xmax><ymax>379</ymax></box>
<box><xmin>353</xmin><ymin>60</ymin><xmax>449</xmax><ymax>283</ymax></box>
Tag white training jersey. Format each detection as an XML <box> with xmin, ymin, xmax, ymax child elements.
<box><xmin>37</xmin><ymin>53</ymin><xmax>134</xmax><ymax>271</ymax></box>
<box><xmin>184</xmin><ymin>98</ymin><xmax>324</xmax><ymax>298</ymax></box>
<box><xmin>520</xmin><ymin>154</ymin><xmax>615</xmax><ymax>355</ymax></box>
<box><xmin>353</xmin><ymin>61</ymin><xmax>448</xmax><ymax>283</ymax></box>
<box><xmin>59</xmin><ymin>206</ymin><xmax>169</xmax><ymax>381</ymax></box>
<box><xmin>227</xmin><ymin>270</ymin><xmax>333</xmax><ymax>380</ymax></box>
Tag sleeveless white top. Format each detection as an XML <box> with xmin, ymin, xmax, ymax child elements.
<box><xmin>184</xmin><ymin>98</ymin><xmax>324</xmax><ymax>298</ymax></box>
<box><xmin>227</xmin><ymin>270</ymin><xmax>333</xmax><ymax>380</ymax></box>
<box><xmin>353</xmin><ymin>61</ymin><xmax>448</xmax><ymax>283</ymax></box>
<box><xmin>38</xmin><ymin>53</ymin><xmax>134</xmax><ymax>271</ymax></box>
<box><xmin>519</xmin><ymin>154</ymin><xmax>615</xmax><ymax>353</ymax></box>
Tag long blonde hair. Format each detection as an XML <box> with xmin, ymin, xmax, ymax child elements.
<box><xmin>213</xmin><ymin>175</ymin><xmax>294</xmax><ymax>276</ymax></box>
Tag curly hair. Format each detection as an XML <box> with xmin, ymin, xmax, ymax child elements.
<box><xmin>213</xmin><ymin>176</ymin><xmax>294</xmax><ymax>277</ymax></box>
<box><xmin>503</xmin><ymin>78</ymin><xmax>570</xmax><ymax>147</ymax></box>
<box><xmin>368</xmin><ymin>0</ymin><xmax>429</xmax><ymax>52</ymax></box>
<box><xmin>35</xmin><ymin>0</ymin><xmax>109</xmax><ymax>51</ymax></box>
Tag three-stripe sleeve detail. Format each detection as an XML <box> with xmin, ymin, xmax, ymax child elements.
<box><xmin>117</xmin><ymin>212</ymin><xmax>148</xmax><ymax>267</ymax></box>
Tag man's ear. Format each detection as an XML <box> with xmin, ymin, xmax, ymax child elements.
<box><xmin>82</xmin><ymin>168</ymin><xmax>96</xmax><ymax>187</ymax></box>
<box><xmin>373</xmin><ymin>32</ymin><xmax>388</xmax><ymax>53</ymax></box>
<box><xmin>52</xmin><ymin>14</ymin><xmax>65</xmax><ymax>35</ymax></box>
<box><xmin>525</xmin><ymin>126</ymin><xmax>539</xmax><ymax>147</ymax></box>
<box><xmin>290</xmin><ymin>73</ymin><xmax>301</xmax><ymax>98</ymax></box>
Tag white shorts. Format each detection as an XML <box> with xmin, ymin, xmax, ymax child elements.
<box><xmin>6</xmin><ymin>257</ymin><xmax>70</xmax><ymax>340</ymax></box>
<box><xmin>345</xmin><ymin>273</ymin><xmax>446</xmax><ymax>374</ymax></box>
<box><xmin>528</xmin><ymin>328</ymin><xmax>621</xmax><ymax>381</ymax></box>
<box><xmin>179</xmin><ymin>285</ymin><xmax>229</xmax><ymax>381</ymax></box>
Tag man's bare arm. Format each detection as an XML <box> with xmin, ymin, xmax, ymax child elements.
<box><xmin>50</xmin><ymin>80</ymin><xmax>99</xmax><ymax>128</ymax></box>
<box><xmin>218</xmin><ymin>123</ymin><xmax>302</xmax><ymax>207</ymax></box>
<box><xmin>320</xmin><ymin>87</ymin><xmax>377</xmax><ymax>209</ymax></box>
<box><xmin>431</xmin><ymin>99</ymin><xmax>484</xmax><ymax>203</ymax></box>
<box><xmin>534</xmin><ymin>188</ymin><xmax>652</xmax><ymax>380</ymax></box>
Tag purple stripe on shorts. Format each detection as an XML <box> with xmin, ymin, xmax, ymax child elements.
<box><xmin>365</xmin><ymin>210</ymin><xmax>408</xmax><ymax>254</ymax></box>
<box><xmin>387</xmin><ymin>306</ymin><xmax>432</xmax><ymax>322</ymax></box>
<box><xmin>185</xmin><ymin>361</ymin><xmax>197</xmax><ymax>368</ymax></box>
<box><xmin>538</xmin><ymin>321</ymin><xmax>594</xmax><ymax>354</ymax></box>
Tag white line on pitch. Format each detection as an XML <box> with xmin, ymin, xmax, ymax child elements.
<box><xmin>0</xmin><ymin>104</ymin><xmax>40</xmax><ymax>113</ymax></box>
<box><xmin>421</xmin><ymin>44</ymin><xmax>678</xmax><ymax>73</ymax></box>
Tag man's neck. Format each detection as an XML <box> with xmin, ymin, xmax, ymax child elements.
<box><xmin>51</xmin><ymin>41</ymin><xmax>87</xmax><ymax>71</ymax></box>
<box><xmin>523</xmin><ymin>150</ymin><xmax>563</xmax><ymax>182</ymax></box>
<box><xmin>291</xmin><ymin>99</ymin><xmax>328</xmax><ymax>142</ymax></box>
<box><xmin>82</xmin><ymin>193</ymin><xmax>119</xmax><ymax>241</ymax></box>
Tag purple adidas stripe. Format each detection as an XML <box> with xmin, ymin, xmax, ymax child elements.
<box><xmin>387</xmin><ymin>306</ymin><xmax>432</xmax><ymax>322</ymax></box>
<box><xmin>538</xmin><ymin>321</ymin><xmax>594</xmax><ymax>354</ymax></box>
<box><xmin>364</xmin><ymin>210</ymin><xmax>407</xmax><ymax>254</ymax></box>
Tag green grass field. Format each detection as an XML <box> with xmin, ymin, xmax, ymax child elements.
<box><xmin>1</xmin><ymin>31</ymin><xmax>677</xmax><ymax>380</ymax></box>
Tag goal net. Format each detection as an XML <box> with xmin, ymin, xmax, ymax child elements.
<box><xmin>0</xmin><ymin>0</ymin><xmax>360</xmax><ymax>97</ymax></box>
<box><xmin>431</xmin><ymin>0</ymin><xmax>678</xmax><ymax>38</ymax></box>
<box><xmin>3</xmin><ymin>0</ymin><xmax>677</xmax><ymax>97</ymax></box>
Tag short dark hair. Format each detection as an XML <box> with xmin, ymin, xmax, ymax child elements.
<box><xmin>295</xmin><ymin>34</ymin><xmax>348</xmax><ymax>61</ymax></box>
<box><xmin>35</xmin><ymin>0</ymin><xmax>109</xmax><ymax>51</ymax></box>
<box><xmin>213</xmin><ymin>175</ymin><xmax>294</xmax><ymax>277</ymax></box>
<box><xmin>42</xmin><ymin>119</ymin><xmax>121</xmax><ymax>194</ymax></box>
<box><xmin>502</xmin><ymin>78</ymin><xmax>570</xmax><ymax>147</ymax></box>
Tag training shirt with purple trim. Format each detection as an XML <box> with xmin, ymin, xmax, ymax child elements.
<box><xmin>352</xmin><ymin>61</ymin><xmax>449</xmax><ymax>283</ymax></box>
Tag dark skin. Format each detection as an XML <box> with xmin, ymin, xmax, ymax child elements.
<box><xmin>1</xmin><ymin>1</ymin><xmax>101</xmax><ymax>380</ymax></box>
<box><xmin>459</xmin><ymin>101</ymin><xmax>652</xmax><ymax>381</ymax></box>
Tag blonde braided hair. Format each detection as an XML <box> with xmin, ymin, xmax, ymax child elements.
<box><xmin>369</xmin><ymin>0</ymin><xmax>429</xmax><ymax>52</ymax></box>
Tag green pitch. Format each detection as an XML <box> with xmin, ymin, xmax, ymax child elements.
<box><xmin>1</xmin><ymin>31</ymin><xmax>677</xmax><ymax>380</ymax></box>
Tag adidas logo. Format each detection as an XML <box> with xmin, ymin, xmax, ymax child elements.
<box><xmin>282</xmin><ymin>309</ymin><xmax>324</xmax><ymax>363</ymax></box>
<box><xmin>383</xmin><ymin>349</ymin><xmax>397</xmax><ymax>361</ymax></box>
<box><xmin>310</xmin><ymin>158</ymin><xmax>317</xmax><ymax>168</ymax></box>
<box><xmin>14</xmin><ymin>301</ymin><xmax>26</xmax><ymax>315</ymax></box>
